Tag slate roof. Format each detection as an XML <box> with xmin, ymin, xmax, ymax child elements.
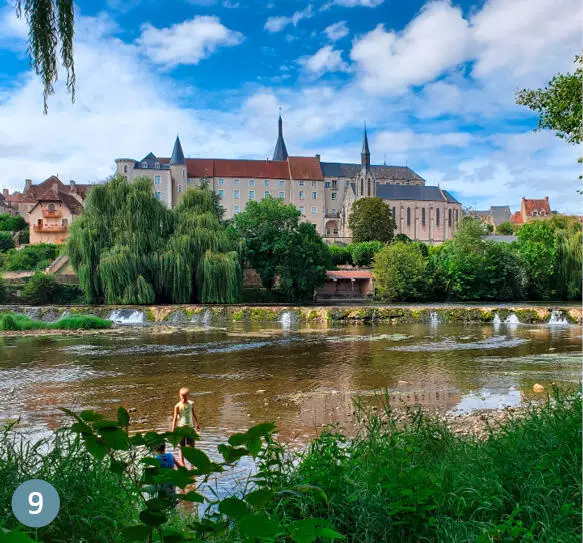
<box><xmin>137</xmin><ymin>152</ymin><xmax>169</xmax><ymax>170</ymax></box>
<box><xmin>375</xmin><ymin>184</ymin><xmax>460</xmax><ymax>203</ymax></box>
<box><xmin>272</xmin><ymin>115</ymin><xmax>288</xmax><ymax>161</ymax></box>
<box><xmin>169</xmin><ymin>136</ymin><xmax>185</xmax><ymax>165</ymax></box>
<box><xmin>320</xmin><ymin>162</ymin><xmax>425</xmax><ymax>183</ymax></box>
<box><xmin>27</xmin><ymin>177</ymin><xmax>85</xmax><ymax>215</ymax></box>
<box><xmin>490</xmin><ymin>205</ymin><xmax>511</xmax><ymax>226</ymax></box>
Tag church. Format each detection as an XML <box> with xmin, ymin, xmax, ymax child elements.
<box><xmin>115</xmin><ymin>117</ymin><xmax>462</xmax><ymax>243</ymax></box>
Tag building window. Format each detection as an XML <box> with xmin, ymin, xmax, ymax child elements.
<box><xmin>182</xmin><ymin>169</ymin><xmax>186</xmax><ymax>178</ymax></box>
<box><xmin>360</xmin><ymin>179</ymin><xmax>364</xmax><ymax>196</ymax></box>
<box><xmin>332</xmin><ymin>180</ymin><xmax>337</xmax><ymax>189</ymax></box>
<box><xmin>299</xmin><ymin>181</ymin><xmax>304</xmax><ymax>186</ymax></box>
<box><xmin>155</xmin><ymin>162</ymin><xmax>160</xmax><ymax>169</ymax></box>
<box><xmin>312</xmin><ymin>207</ymin><xmax>317</xmax><ymax>214</ymax></box>
<box><xmin>62</xmin><ymin>218</ymin><xmax>68</xmax><ymax>227</ymax></box>
<box><xmin>325</xmin><ymin>181</ymin><xmax>331</xmax><ymax>188</ymax></box>
<box><xmin>312</xmin><ymin>191</ymin><xmax>317</xmax><ymax>199</ymax></box>
<box><xmin>154</xmin><ymin>176</ymin><xmax>161</xmax><ymax>184</ymax></box>
<box><xmin>264</xmin><ymin>180</ymin><xmax>270</xmax><ymax>187</ymax></box>
<box><xmin>141</xmin><ymin>162</ymin><xmax>148</xmax><ymax>168</ymax></box>
<box><xmin>218</xmin><ymin>189</ymin><xmax>224</xmax><ymax>198</ymax></box>
<box><xmin>218</xmin><ymin>178</ymin><xmax>224</xmax><ymax>185</ymax></box>
<box><xmin>234</xmin><ymin>206</ymin><xmax>240</xmax><ymax>214</ymax></box>
<box><xmin>331</xmin><ymin>192</ymin><xmax>337</xmax><ymax>200</ymax></box>
<box><xmin>123</xmin><ymin>165</ymin><xmax>127</xmax><ymax>174</ymax></box>
<box><xmin>234</xmin><ymin>190</ymin><xmax>240</xmax><ymax>199</ymax></box>
<box><xmin>178</xmin><ymin>185</ymin><xmax>182</xmax><ymax>193</ymax></box>
<box><xmin>278</xmin><ymin>191</ymin><xmax>285</xmax><ymax>199</ymax></box>
<box><xmin>392</xmin><ymin>206</ymin><xmax>396</xmax><ymax>219</ymax></box>
<box><xmin>249</xmin><ymin>179</ymin><xmax>255</xmax><ymax>186</ymax></box>
<box><xmin>436</xmin><ymin>208</ymin><xmax>440</xmax><ymax>226</ymax></box>
<box><xmin>249</xmin><ymin>190</ymin><xmax>255</xmax><ymax>199</ymax></box>
<box><xmin>299</xmin><ymin>206</ymin><xmax>304</xmax><ymax>214</ymax></box>
<box><xmin>407</xmin><ymin>207</ymin><xmax>411</xmax><ymax>226</ymax></box>
<box><xmin>48</xmin><ymin>203</ymin><xmax>56</xmax><ymax>212</ymax></box>
<box><xmin>367</xmin><ymin>179</ymin><xmax>371</xmax><ymax>195</ymax></box>
<box><xmin>455</xmin><ymin>209</ymin><xmax>459</xmax><ymax>223</ymax></box>
<box><xmin>155</xmin><ymin>192</ymin><xmax>161</xmax><ymax>200</ymax></box>
<box><xmin>299</xmin><ymin>191</ymin><xmax>305</xmax><ymax>200</ymax></box>
<box><xmin>233</xmin><ymin>179</ymin><xmax>239</xmax><ymax>185</ymax></box>
<box><xmin>279</xmin><ymin>180</ymin><xmax>285</xmax><ymax>187</ymax></box>
<box><xmin>265</xmin><ymin>190</ymin><xmax>270</xmax><ymax>198</ymax></box>
<box><xmin>422</xmin><ymin>207</ymin><xmax>426</xmax><ymax>226</ymax></box>
<box><xmin>448</xmin><ymin>209</ymin><xmax>452</xmax><ymax>227</ymax></box>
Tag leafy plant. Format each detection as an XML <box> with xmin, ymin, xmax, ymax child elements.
<box><xmin>0</xmin><ymin>232</ymin><xmax>15</xmax><ymax>252</ymax></box>
<box><xmin>348</xmin><ymin>197</ymin><xmax>396</xmax><ymax>243</ymax></box>
<box><xmin>350</xmin><ymin>241</ymin><xmax>383</xmax><ymax>267</ymax></box>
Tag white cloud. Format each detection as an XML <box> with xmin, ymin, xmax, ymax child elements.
<box><xmin>264</xmin><ymin>4</ymin><xmax>313</xmax><ymax>33</ymax></box>
<box><xmin>350</xmin><ymin>2</ymin><xmax>470</xmax><ymax>94</ymax></box>
<box><xmin>322</xmin><ymin>0</ymin><xmax>384</xmax><ymax>9</ymax></box>
<box><xmin>137</xmin><ymin>16</ymin><xmax>243</xmax><ymax>68</ymax></box>
<box><xmin>374</xmin><ymin>130</ymin><xmax>472</xmax><ymax>153</ymax></box>
<box><xmin>298</xmin><ymin>45</ymin><xmax>350</xmax><ymax>77</ymax></box>
<box><xmin>324</xmin><ymin>21</ymin><xmax>349</xmax><ymax>41</ymax></box>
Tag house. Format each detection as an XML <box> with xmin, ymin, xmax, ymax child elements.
<box><xmin>473</xmin><ymin>205</ymin><xmax>512</xmax><ymax>230</ymax></box>
<box><xmin>0</xmin><ymin>190</ymin><xmax>13</xmax><ymax>214</ymax></box>
<box><xmin>316</xmin><ymin>270</ymin><xmax>375</xmax><ymax>301</ymax></box>
<box><xmin>511</xmin><ymin>197</ymin><xmax>552</xmax><ymax>226</ymax></box>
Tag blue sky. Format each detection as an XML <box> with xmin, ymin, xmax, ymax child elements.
<box><xmin>0</xmin><ymin>0</ymin><xmax>580</xmax><ymax>212</ymax></box>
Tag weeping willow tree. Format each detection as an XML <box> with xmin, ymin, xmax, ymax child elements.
<box><xmin>551</xmin><ymin>216</ymin><xmax>582</xmax><ymax>301</ymax></box>
<box><xmin>15</xmin><ymin>0</ymin><xmax>75</xmax><ymax>113</ymax></box>
<box><xmin>67</xmin><ymin>176</ymin><xmax>240</xmax><ymax>305</ymax></box>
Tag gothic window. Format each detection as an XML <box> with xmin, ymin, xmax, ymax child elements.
<box><xmin>123</xmin><ymin>165</ymin><xmax>127</xmax><ymax>174</ymax></box>
<box><xmin>436</xmin><ymin>208</ymin><xmax>440</xmax><ymax>226</ymax></box>
<box><xmin>422</xmin><ymin>208</ymin><xmax>426</xmax><ymax>226</ymax></box>
<box><xmin>407</xmin><ymin>207</ymin><xmax>411</xmax><ymax>226</ymax></box>
<box><xmin>392</xmin><ymin>206</ymin><xmax>396</xmax><ymax>219</ymax></box>
<box><xmin>360</xmin><ymin>179</ymin><xmax>364</xmax><ymax>196</ymax></box>
<box><xmin>448</xmin><ymin>209</ymin><xmax>452</xmax><ymax>227</ymax></box>
<box><xmin>367</xmin><ymin>178</ymin><xmax>371</xmax><ymax>195</ymax></box>
<box><xmin>455</xmin><ymin>209</ymin><xmax>459</xmax><ymax>223</ymax></box>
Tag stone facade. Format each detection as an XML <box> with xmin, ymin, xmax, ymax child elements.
<box><xmin>116</xmin><ymin>119</ymin><xmax>462</xmax><ymax>242</ymax></box>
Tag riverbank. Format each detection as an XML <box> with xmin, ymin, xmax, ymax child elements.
<box><xmin>0</xmin><ymin>302</ymin><xmax>581</xmax><ymax>327</ymax></box>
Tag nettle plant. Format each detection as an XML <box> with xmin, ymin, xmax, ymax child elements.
<box><xmin>57</xmin><ymin>407</ymin><xmax>343</xmax><ymax>543</ymax></box>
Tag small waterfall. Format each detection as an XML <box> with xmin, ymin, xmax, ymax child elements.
<box><xmin>505</xmin><ymin>313</ymin><xmax>520</xmax><ymax>325</ymax></box>
<box><xmin>429</xmin><ymin>311</ymin><xmax>441</xmax><ymax>326</ymax></box>
<box><xmin>109</xmin><ymin>309</ymin><xmax>144</xmax><ymax>324</ymax></box>
<box><xmin>191</xmin><ymin>309</ymin><xmax>213</xmax><ymax>326</ymax></box>
<box><xmin>493</xmin><ymin>314</ymin><xmax>501</xmax><ymax>325</ymax></box>
<box><xmin>548</xmin><ymin>310</ymin><xmax>569</xmax><ymax>326</ymax></box>
<box><xmin>280</xmin><ymin>311</ymin><xmax>292</xmax><ymax>329</ymax></box>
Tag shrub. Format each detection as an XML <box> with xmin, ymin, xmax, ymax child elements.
<box><xmin>0</xmin><ymin>213</ymin><xmax>27</xmax><ymax>232</ymax></box>
<box><xmin>0</xmin><ymin>232</ymin><xmax>14</xmax><ymax>252</ymax></box>
<box><xmin>350</xmin><ymin>241</ymin><xmax>383</xmax><ymax>267</ymax></box>
<box><xmin>0</xmin><ymin>276</ymin><xmax>5</xmax><ymax>303</ymax></box>
<box><xmin>393</xmin><ymin>233</ymin><xmax>411</xmax><ymax>243</ymax></box>
<box><xmin>22</xmin><ymin>272</ymin><xmax>61</xmax><ymax>305</ymax></box>
<box><xmin>0</xmin><ymin>313</ymin><xmax>112</xmax><ymax>331</ymax></box>
<box><xmin>328</xmin><ymin>244</ymin><xmax>352</xmax><ymax>266</ymax></box>
<box><xmin>0</xmin><ymin>243</ymin><xmax>59</xmax><ymax>272</ymax></box>
<box><xmin>496</xmin><ymin>221</ymin><xmax>515</xmax><ymax>235</ymax></box>
<box><xmin>18</xmin><ymin>229</ymin><xmax>30</xmax><ymax>244</ymax></box>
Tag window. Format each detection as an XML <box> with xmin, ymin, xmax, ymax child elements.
<box><xmin>234</xmin><ymin>206</ymin><xmax>240</xmax><ymax>213</ymax></box>
<box><xmin>141</xmin><ymin>162</ymin><xmax>148</xmax><ymax>168</ymax></box>
<box><xmin>279</xmin><ymin>180</ymin><xmax>285</xmax><ymax>187</ymax></box>
<box><xmin>407</xmin><ymin>207</ymin><xmax>411</xmax><ymax>226</ymax></box>
<box><xmin>234</xmin><ymin>179</ymin><xmax>239</xmax><ymax>185</ymax></box>
<box><xmin>299</xmin><ymin>191</ymin><xmax>305</xmax><ymax>200</ymax></box>
<box><xmin>154</xmin><ymin>176</ymin><xmax>161</xmax><ymax>184</ymax></box>
<box><xmin>360</xmin><ymin>179</ymin><xmax>364</xmax><ymax>196</ymax></box>
<box><xmin>299</xmin><ymin>206</ymin><xmax>304</xmax><ymax>214</ymax></box>
<box><xmin>218</xmin><ymin>178</ymin><xmax>224</xmax><ymax>185</ymax></box>
<box><xmin>182</xmin><ymin>169</ymin><xmax>186</xmax><ymax>178</ymax></box>
<box><xmin>422</xmin><ymin>208</ymin><xmax>426</xmax><ymax>226</ymax></box>
<box><xmin>312</xmin><ymin>191</ymin><xmax>317</xmax><ymax>199</ymax></box>
<box><xmin>392</xmin><ymin>206</ymin><xmax>396</xmax><ymax>219</ymax></box>
<box><xmin>455</xmin><ymin>209</ymin><xmax>459</xmax><ymax>223</ymax></box>
<box><xmin>299</xmin><ymin>181</ymin><xmax>304</xmax><ymax>186</ymax></box>
<box><xmin>48</xmin><ymin>203</ymin><xmax>56</xmax><ymax>212</ymax></box>
<box><xmin>178</xmin><ymin>185</ymin><xmax>182</xmax><ymax>193</ymax></box>
<box><xmin>332</xmin><ymin>180</ymin><xmax>337</xmax><ymax>189</ymax></box>
<box><xmin>332</xmin><ymin>208</ymin><xmax>336</xmax><ymax>214</ymax></box>
<box><xmin>265</xmin><ymin>190</ymin><xmax>270</xmax><ymax>198</ymax></box>
<box><xmin>249</xmin><ymin>179</ymin><xmax>255</xmax><ymax>186</ymax></box>
<box><xmin>218</xmin><ymin>189</ymin><xmax>224</xmax><ymax>198</ymax></box>
<box><xmin>325</xmin><ymin>181</ymin><xmax>331</xmax><ymax>188</ymax></box>
<box><xmin>312</xmin><ymin>181</ymin><xmax>317</xmax><ymax>187</ymax></box>
<box><xmin>448</xmin><ymin>209</ymin><xmax>453</xmax><ymax>227</ymax></box>
<box><xmin>436</xmin><ymin>208</ymin><xmax>440</xmax><ymax>226</ymax></box>
<box><xmin>123</xmin><ymin>165</ymin><xmax>127</xmax><ymax>174</ymax></box>
<box><xmin>278</xmin><ymin>191</ymin><xmax>285</xmax><ymax>199</ymax></box>
<box><xmin>331</xmin><ymin>192</ymin><xmax>337</xmax><ymax>200</ymax></box>
<box><xmin>312</xmin><ymin>207</ymin><xmax>317</xmax><ymax>214</ymax></box>
<box><xmin>155</xmin><ymin>162</ymin><xmax>160</xmax><ymax>169</ymax></box>
<box><xmin>249</xmin><ymin>190</ymin><xmax>255</xmax><ymax>199</ymax></box>
<box><xmin>62</xmin><ymin>218</ymin><xmax>68</xmax><ymax>227</ymax></box>
<box><xmin>367</xmin><ymin>179</ymin><xmax>371</xmax><ymax>195</ymax></box>
<box><xmin>234</xmin><ymin>190</ymin><xmax>240</xmax><ymax>199</ymax></box>
<box><xmin>155</xmin><ymin>192</ymin><xmax>161</xmax><ymax>200</ymax></box>
<box><xmin>264</xmin><ymin>180</ymin><xmax>270</xmax><ymax>187</ymax></box>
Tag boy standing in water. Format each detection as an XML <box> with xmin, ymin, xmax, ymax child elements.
<box><xmin>171</xmin><ymin>387</ymin><xmax>200</xmax><ymax>463</ymax></box>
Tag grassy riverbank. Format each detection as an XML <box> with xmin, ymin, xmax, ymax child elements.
<box><xmin>1</xmin><ymin>390</ymin><xmax>580</xmax><ymax>542</ymax></box>
<box><xmin>0</xmin><ymin>313</ymin><xmax>112</xmax><ymax>331</ymax></box>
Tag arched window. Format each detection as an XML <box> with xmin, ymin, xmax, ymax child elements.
<box><xmin>392</xmin><ymin>206</ymin><xmax>396</xmax><ymax>219</ymax></box>
<box><xmin>367</xmin><ymin>178</ymin><xmax>371</xmax><ymax>195</ymax></box>
<box><xmin>48</xmin><ymin>203</ymin><xmax>56</xmax><ymax>212</ymax></box>
<box><xmin>123</xmin><ymin>165</ymin><xmax>127</xmax><ymax>174</ymax></box>
<box><xmin>436</xmin><ymin>208</ymin><xmax>440</xmax><ymax>226</ymax></box>
<box><xmin>422</xmin><ymin>207</ymin><xmax>426</xmax><ymax>226</ymax></box>
<box><xmin>360</xmin><ymin>179</ymin><xmax>364</xmax><ymax>196</ymax></box>
<box><xmin>455</xmin><ymin>209</ymin><xmax>459</xmax><ymax>223</ymax></box>
<box><xmin>407</xmin><ymin>207</ymin><xmax>411</xmax><ymax>226</ymax></box>
<box><xmin>448</xmin><ymin>209</ymin><xmax>452</xmax><ymax>227</ymax></box>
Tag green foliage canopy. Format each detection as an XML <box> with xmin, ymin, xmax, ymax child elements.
<box><xmin>0</xmin><ymin>232</ymin><xmax>15</xmax><ymax>252</ymax></box>
<box><xmin>496</xmin><ymin>221</ymin><xmax>515</xmax><ymax>235</ymax></box>
<box><xmin>0</xmin><ymin>213</ymin><xmax>27</xmax><ymax>232</ymax></box>
<box><xmin>0</xmin><ymin>243</ymin><xmax>59</xmax><ymax>271</ymax></box>
<box><xmin>348</xmin><ymin>197</ymin><xmax>396</xmax><ymax>243</ymax></box>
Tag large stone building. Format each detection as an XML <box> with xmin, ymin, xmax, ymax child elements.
<box><xmin>116</xmin><ymin>118</ymin><xmax>462</xmax><ymax>243</ymax></box>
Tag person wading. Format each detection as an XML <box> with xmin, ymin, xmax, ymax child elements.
<box><xmin>171</xmin><ymin>387</ymin><xmax>201</xmax><ymax>465</ymax></box>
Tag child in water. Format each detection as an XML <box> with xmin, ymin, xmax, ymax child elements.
<box><xmin>171</xmin><ymin>387</ymin><xmax>201</xmax><ymax>463</ymax></box>
<box><xmin>154</xmin><ymin>442</ymin><xmax>184</xmax><ymax>499</ymax></box>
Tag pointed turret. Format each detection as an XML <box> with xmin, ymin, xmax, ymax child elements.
<box><xmin>169</xmin><ymin>135</ymin><xmax>185</xmax><ymax>165</ymax></box>
<box><xmin>361</xmin><ymin>123</ymin><xmax>370</xmax><ymax>173</ymax></box>
<box><xmin>272</xmin><ymin>114</ymin><xmax>288</xmax><ymax>161</ymax></box>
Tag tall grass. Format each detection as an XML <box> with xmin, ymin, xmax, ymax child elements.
<box><xmin>0</xmin><ymin>313</ymin><xmax>112</xmax><ymax>331</ymax></box>
<box><xmin>269</xmin><ymin>388</ymin><xmax>582</xmax><ymax>542</ymax></box>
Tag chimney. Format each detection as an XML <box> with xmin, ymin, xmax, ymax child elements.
<box><xmin>24</xmin><ymin>179</ymin><xmax>32</xmax><ymax>192</ymax></box>
<box><xmin>545</xmin><ymin>196</ymin><xmax>549</xmax><ymax>202</ymax></box>
<box><xmin>70</xmin><ymin>180</ymin><xmax>76</xmax><ymax>191</ymax></box>
<box><xmin>2</xmin><ymin>188</ymin><xmax>8</xmax><ymax>198</ymax></box>
<box><xmin>315</xmin><ymin>154</ymin><xmax>321</xmax><ymax>161</ymax></box>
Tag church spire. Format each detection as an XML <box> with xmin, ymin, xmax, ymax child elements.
<box><xmin>169</xmin><ymin>135</ymin><xmax>185</xmax><ymax>165</ymax></box>
<box><xmin>272</xmin><ymin>113</ymin><xmax>288</xmax><ymax>161</ymax></box>
<box><xmin>361</xmin><ymin>122</ymin><xmax>370</xmax><ymax>172</ymax></box>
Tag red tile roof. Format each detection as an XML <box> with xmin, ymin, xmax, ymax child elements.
<box><xmin>288</xmin><ymin>156</ymin><xmax>324</xmax><ymax>180</ymax></box>
<box><xmin>522</xmin><ymin>197</ymin><xmax>551</xmax><ymax>217</ymax></box>
<box><xmin>510</xmin><ymin>211</ymin><xmax>523</xmax><ymax>224</ymax></box>
<box><xmin>327</xmin><ymin>270</ymin><xmax>374</xmax><ymax>280</ymax></box>
<box><xmin>214</xmin><ymin>159</ymin><xmax>290</xmax><ymax>179</ymax></box>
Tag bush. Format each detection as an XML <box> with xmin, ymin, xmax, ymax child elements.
<box><xmin>0</xmin><ymin>313</ymin><xmax>112</xmax><ymax>331</ymax></box>
<box><xmin>393</xmin><ymin>233</ymin><xmax>411</xmax><ymax>243</ymax></box>
<box><xmin>18</xmin><ymin>229</ymin><xmax>30</xmax><ymax>244</ymax></box>
<box><xmin>0</xmin><ymin>276</ymin><xmax>6</xmax><ymax>304</ymax></box>
<box><xmin>0</xmin><ymin>213</ymin><xmax>27</xmax><ymax>232</ymax></box>
<box><xmin>0</xmin><ymin>232</ymin><xmax>15</xmax><ymax>252</ymax></box>
<box><xmin>496</xmin><ymin>221</ymin><xmax>515</xmax><ymax>235</ymax></box>
<box><xmin>22</xmin><ymin>273</ymin><xmax>61</xmax><ymax>305</ymax></box>
<box><xmin>373</xmin><ymin>242</ymin><xmax>428</xmax><ymax>301</ymax></box>
<box><xmin>350</xmin><ymin>241</ymin><xmax>383</xmax><ymax>267</ymax></box>
<box><xmin>0</xmin><ymin>243</ymin><xmax>59</xmax><ymax>272</ymax></box>
<box><xmin>328</xmin><ymin>244</ymin><xmax>352</xmax><ymax>266</ymax></box>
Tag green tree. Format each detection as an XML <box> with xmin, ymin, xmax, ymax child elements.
<box><xmin>350</xmin><ymin>241</ymin><xmax>383</xmax><ymax>267</ymax></box>
<box><xmin>0</xmin><ymin>213</ymin><xmax>27</xmax><ymax>232</ymax></box>
<box><xmin>349</xmin><ymin>198</ymin><xmax>396</xmax><ymax>243</ymax></box>
<box><xmin>0</xmin><ymin>232</ymin><xmax>15</xmax><ymax>252</ymax></box>
<box><xmin>233</xmin><ymin>197</ymin><xmax>329</xmax><ymax>301</ymax></box>
<box><xmin>516</xmin><ymin>221</ymin><xmax>557</xmax><ymax>300</ymax></box>
<box><xmin>373</xmin><ymin>242</ymin><xmax>427</xmax><ymax>301</ymax></box>
<box><xmin>23</xmin><ymin>272</ymin><xmax>61</xmax><ymax>305</ymax></box>
<box><xmin>15</xmin><ymin>0</ymin><xmax>75</xmax><ymax>113</ymax></box>
<box><xmin>496</xmin><ymin>221</ymin><xmax>515</xmax><ymax>235</ymax></box>
<box><xmin>67</xmin><ymin>175</ymin><xmax>240</xmax><ymax>304</ymax></box>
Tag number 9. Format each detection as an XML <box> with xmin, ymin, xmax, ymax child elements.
<box><xmin>28</xmin><ymin>491</ymin><xmax>43</xmax><ymax>515</ymax></box>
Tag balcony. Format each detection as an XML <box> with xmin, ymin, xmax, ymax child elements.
<box><xmin>325</xmin><ymin>210</ymin><xmax>340</xmax><ymax>218</ymax></box>
<box><xmin>42</xmin><ymin>209</ymin><xmax>62</xmax><ymax>218</ymax></box>
<box><xmin>34</xmin><ymin>224</ymin><xmax>68</xmax><ymax>233</ymax></box>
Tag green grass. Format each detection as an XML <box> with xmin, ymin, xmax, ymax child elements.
<box><xmin>0</xmin><ymin>313</ymin><xmax>112</xmax><ymax>331</ymax></box>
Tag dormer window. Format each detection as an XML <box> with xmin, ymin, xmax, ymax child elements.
<box><xmin>141</xmin><ymin>162</ymin><xmax>148</xmax><ymax>168</ymax></box>
<box><xmin>155</xmin><ymin>162</ymin><xmax>160</xmax><ymax>169</ymax></box>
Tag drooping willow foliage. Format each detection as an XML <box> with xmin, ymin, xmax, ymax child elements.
<box><xmin>15</xmin><ymin>0</ymin><xmax>75</xmax><ymax>113</ymax></box>
<box><xmin>554</xmin><ymin>221</ymin><xmax>582</xmax><ymax>301</ymax></box>
<box><xmin>67</xmin><ymin>176</ymin><xmax>241</xmax><ymax>305</ymax></box>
